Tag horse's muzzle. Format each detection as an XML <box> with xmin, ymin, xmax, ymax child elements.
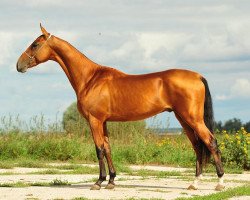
<box><xmin>16</xmin><ymin>62</ymin><xmax>27</xmax><ymax>73</ymax></box>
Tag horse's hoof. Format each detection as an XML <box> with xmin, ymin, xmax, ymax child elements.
<box><xmin>187</xmin><ymin>184</ymin><xmax>198</xmax><ymax>190</ymax></box>
<box><xmin>90</xmin><ymin>184</ymin><xmax>101</xmax><ymax>190</ymax></box>
<box><xmin>215</xmin><ymin>184</ymin><xmax>225</xmax><ymax>191</ymax></box>
<box><xmin>105</xmin><ymin>183</ymin><xmax>115</xmax><ymax>189</ymax></box>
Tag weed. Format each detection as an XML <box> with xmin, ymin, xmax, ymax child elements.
<box><xmin>50</xmin><ymin>179</ymin><xmax>70</xmax><ymax>186</ymax></box>
<box><xmin>128</xmin><ymin>169</ymin><xmax>182</xmax><ymax>178</ymax></box>
<box><xmin>0</xmin><ymin>161</ymin><xmax>14</xmax><ymax>169</ymax></box>
<box><xmin>0</xmin><ymin>181</ymin><xmax>28</xmax><ymax>187</ymax></box>
<box><xmin>31</xmin><ymin>169</ymin><xmax>63</xmax><ymax>175</ymax></box>
<box><xmin>16</xmin><ymin>159</ymin><xmax>48</xmax><ymax>168</ymax></box>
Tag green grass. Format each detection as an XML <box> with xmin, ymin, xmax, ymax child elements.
<box><xmin>128</xmin><ymin>169</ymin><xmax>182</xmax><ymax>178</ymax></box>
<box><xmin>0</xmin><ymin>179</ymin><xmax>71</xmax><ymax>188</ymax></box>
<box><xmin>176</xmin><ymin>184</ymin><xmax>250</xmax><ymax>200</ymax></box>
<box><xmin>0</xmin><ymin>181</ymin><xmax>29</xmax><ymax>187</ymax></box>
<box><xmin>52</xmin><ymin>164</ymin><xmax>84</xmax><ymax>170</ymax></box>
<box><xmin>0</xmin><ymin>159</ymin><xmax>48</xmax><ymax>169</ymax></box>
<box><xmin>52</xmin><ymin>164</ymin><xmax>99</xmax><ymax>174</ymax></box>
<box><xmin>31</xmin><ymin>167</ymin><xmax>99</xmax><ymax>175</ymax></box>
<box><xmin>16</xmin><ymin>159</ymin><xmax>48</xmax><ymax>168</ymax></box>
<box><xmin>50</xmin><ymin>178</ymin><xmax>70</xmax><ymax>186</ymax></box>
<box><xmin>0</xmin><ymin>120</ymin><xmax>249</xmax><ymax>171</ymax></box>
<box><xmin>31</xmin><ymin>169</ymin><xmax>62</xmax><ymax>174</ymax></box>
<box><xmin>196</xmin><ymin>164</ymin><xmax>244</xmax><ymax>174</ymax></box>
<box><xmin>0</xmin><ymin>161</ymin><xmax>14</xmax><ymax>169</ymax></box>
<box><xmin>0</xmin><ymin>126</ymin><xmax>196</xmax><ymax>168</ymax></box>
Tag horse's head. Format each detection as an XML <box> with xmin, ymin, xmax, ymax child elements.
<box><xmin>17</xmin><ymin>24</ymin><xmax>53</xmax><ymax>73</ymax></box>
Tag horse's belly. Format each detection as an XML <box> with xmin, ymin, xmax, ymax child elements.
<box><xmin>108</xmin><ymin>111</ymin><xmax>164</xmax><ymax>121</ymax></box>
<box><xmin>108</xmin><ymin>100</ymin><xmax>171</xmax><ymax>121</ymax></box>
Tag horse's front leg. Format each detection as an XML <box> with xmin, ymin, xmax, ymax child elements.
<box><xmin>88</xmin><ymin>116</ymin><xmax>107</xmax><ymax>190</ymax></box>
<box><xmin>103</xmin><ymin>122</ymin><xmax>116</xmax><ymax>189</ymax></box>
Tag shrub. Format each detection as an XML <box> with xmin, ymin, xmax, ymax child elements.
<box><xmin>219</xmin><ymin>127</ymin><xmax>250</xmax><ymax>169</ymax></box>
<box><xmin>62</xmin><ymin>102</ymin><xmax>89</xmax><ymax>136</ymax></box>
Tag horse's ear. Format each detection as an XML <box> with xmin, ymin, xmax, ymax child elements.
<box><xmin>40</xmin><ymin>23</ymin><xmax>49</xmax><ymax>38</ymax></box>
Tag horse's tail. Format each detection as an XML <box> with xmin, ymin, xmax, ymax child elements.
<box><xmin>200</xmin><ymin>77</ymin><xmax>214</xmax><ymax>165</ymax></box>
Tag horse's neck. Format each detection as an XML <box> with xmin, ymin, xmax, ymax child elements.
<box><xmin>51</xmin><ymin>36</ymin><xmax>99</xmax><ymax>95</ymax></box>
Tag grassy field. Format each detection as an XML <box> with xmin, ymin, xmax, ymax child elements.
<box><xmin>0</xmin><ymin>115</ymin><xmax>249</xmax><ymax>172</ymax></box>
<box><xmin>0</xmin><ymin>131</ymin><xmax>195</xmax><ymax>166</ymax></box>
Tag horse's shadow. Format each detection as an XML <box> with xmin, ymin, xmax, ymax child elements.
<box><xmin>54</xmin><ymin>183</ymin><xmax>211</xmax><ymax>191</ymax></box>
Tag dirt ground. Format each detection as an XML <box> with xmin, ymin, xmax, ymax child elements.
<box><xmin>0</xmin><ymin>164</ymin><xmax>249</xmax><ymax>200</ymax></box>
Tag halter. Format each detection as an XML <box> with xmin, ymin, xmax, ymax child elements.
<box><xmin>25</xmin><ymin>34</ymin><xmax>52</xmax><ymax>60</ymax></box>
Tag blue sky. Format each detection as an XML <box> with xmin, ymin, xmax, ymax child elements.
<box><xmin>0</xmin><ymin>0</ymin><xmax>250</xmax><ymax>127</ymax></box>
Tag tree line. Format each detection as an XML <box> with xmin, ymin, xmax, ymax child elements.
<box><xmin>215</xmin><ymin>118</ymin><xmax>250</xmax><ymax>132</ymax></box>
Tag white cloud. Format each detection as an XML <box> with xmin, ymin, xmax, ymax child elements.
<box><xmin>231</xmin><ymin>78</ymin><xmax>250</xmax><ymax>98</ymax></box>
<box><xmin>136</xmin><ymin>32</ymin><xmax>192</xmax><ymax>66</ymax></box>
<box><xmin>216</xmin><ymin>78</ymin><xmax>250</xmax><ymax>100</ymax></box>
<box><xmin>84</xmin><ymin>27</ymin><xmax>250</xmax><ymax>72</ymax></box>
<box><xmin>0</xmin><ymin>32</ymin><xmax>15</xmax><ymax>66</ymax></box>
<box><xmin>215</xmin><ymin>94</ymin><xmax>229</xmax><ymax>101</ymax></box>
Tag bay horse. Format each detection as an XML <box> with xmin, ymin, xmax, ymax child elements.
<box><xmin>17</xmin><ymin>24</ymin><xmax>225</xmax><ymax>191</ymax></box>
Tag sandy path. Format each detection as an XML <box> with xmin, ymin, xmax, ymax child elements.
<box><xmin>0</xmin><ymin>165</ymin><xmax>249</xmax><ymax>200</ymax></box>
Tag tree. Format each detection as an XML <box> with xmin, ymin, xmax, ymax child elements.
<box><xmin>62</xmin><ymin>102</ymin><xmax>89</xmax><ymax>135</ymax></box>
<box><xmin>223</xmin><ymin>118</ymin><xmax>242</xmax><ymax>132</ymax></box>
<box><xmin>214</xmin><ymin>120</ymin><xmax>223</xmax><ymax>131</ymax></box>
<box><xmin>244</xmin><ymin>121</ymin><xmax>250</xmax><ymax>132</ymax></box>
<box><xmin>62</xmin><ymin>102</ymin><xmax>147</xmax><ymax>139</ymax></box>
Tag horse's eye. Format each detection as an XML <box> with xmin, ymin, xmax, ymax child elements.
<box><xmin>32</xmin><ymin>43</ymin><xmax>39</xmax><ymax>48</ymax></box>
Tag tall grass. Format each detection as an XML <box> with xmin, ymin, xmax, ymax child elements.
<box><xmin>0</xmin><ymin>129</ymin><xmax>195</xmax><ymax>166</ymax></box>
<box><xmin>0</xmin><ymin>115</ymin><xmax>195</xmax><ymax>167</ymax></box>
<box><xmin>0</xmin><ymin>115</ymin><xmax>249</xmax><ymax>171</ymax></box>
<box><xmin>0</xmin><ymin>114</ymin><xmax>63</xmax><ymax>134</ymax></box>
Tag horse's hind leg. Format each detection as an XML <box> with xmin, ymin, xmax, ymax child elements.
<box><xmin>103</xmin><ymin>122</ymin><xmax>116</xmax><ymax>189</ymax></box>
<box><xmin>175</xmin><ymin>113</ymin><xmax>204</xmax><ymax>190</ymax></box>
<box><xmin>178</xmin><ymin>113</ymin><xmax>225</xmax><ymax>190</ymax></box>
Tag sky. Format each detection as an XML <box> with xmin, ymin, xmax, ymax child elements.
<box><xmin>0</xmin><ymin>0</ymin><xmax>250</xmax><ymax>128</ymax></box>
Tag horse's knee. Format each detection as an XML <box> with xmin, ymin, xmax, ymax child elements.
<box><xmin>96</xmin><ymin>145</ymin><xmax>105</xmax><ymax>160</ymax></box>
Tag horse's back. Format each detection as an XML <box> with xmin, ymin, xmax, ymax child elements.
<box><xmin>117</xmin><ymin>68</ymin><xmax>202</xmax><ymax>82</ymax></box>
